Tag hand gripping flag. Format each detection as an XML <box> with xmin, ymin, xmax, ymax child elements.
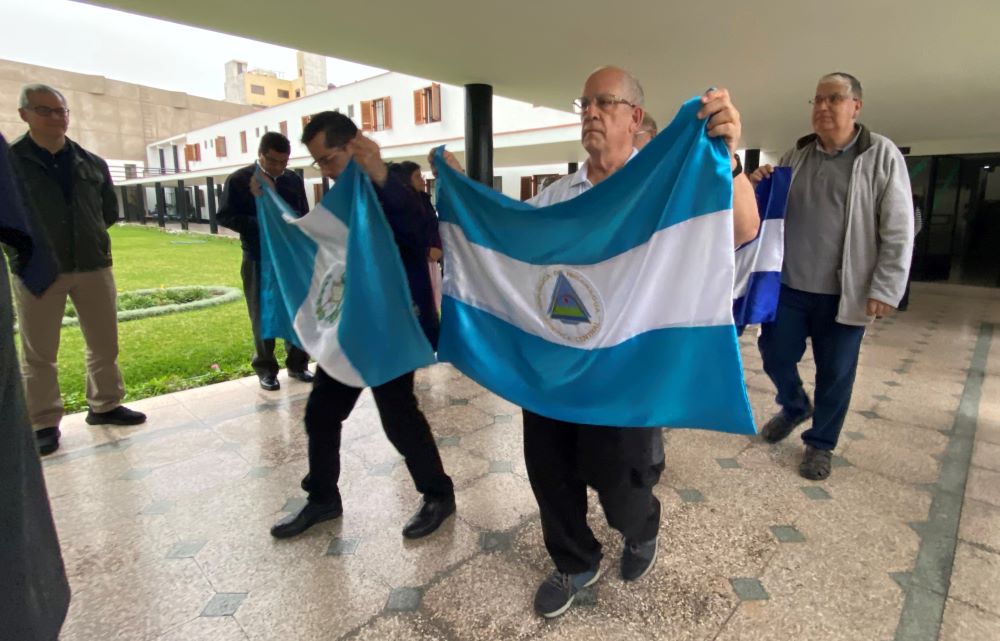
<box><xmin>432</xmin><ymin>97</ymin><xmax>755</xmax><ymax>434</ymax></box>
<box><xmin>732</xmin><ymin>167</ymin><xmax>790</xmax><ymax>332</ymax></box>
<box><xmin>255</xmin><ymin>161</ymin><xmax>435</xmax><ymax>388</ymax></box>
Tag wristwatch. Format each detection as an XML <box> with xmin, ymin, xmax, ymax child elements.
<box><xmin>731</xmin><ymin>153</ymin><xmax>743</xmax><ymax>178</ymax></box>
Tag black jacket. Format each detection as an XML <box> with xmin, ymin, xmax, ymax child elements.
<box><xmin>217</xmin><ymin>164</ymin><xmax>309</xmax><ymax>260</ymax></box>
<box><xmin>9</xmin><ymin>134</ymin><xmax>118</xmax><ymax>274</ymax></box>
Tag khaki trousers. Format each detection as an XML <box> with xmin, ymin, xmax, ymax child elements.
<box><xmin>13</xmin><ymin>267</ymin><xmax>124</xmax><ymax>430</ymax></box>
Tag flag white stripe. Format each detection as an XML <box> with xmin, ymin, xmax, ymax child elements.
<box><xmin>288</xmin><ymin>208</ymin><xmax>365</xmax><ymax>387</ymax></box>
<box><xmin>441</xmin><ymin>210</ymin><xmax>735</xmax><ymax>350</ymax></box>
<box><xmin>733</xmin><ymin>219</ymin><xmax>784</xmax><ymax>299</ymax></box>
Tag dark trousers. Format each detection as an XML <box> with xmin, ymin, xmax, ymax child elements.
<box><xmin>758</xmin><ymin>286</ymin><xmax>866</xmax><ymax>451</ymax></box>
<box><xmin>240</xmin><ymin>251</ymin><xmax>309</xmax><ymax>377</ymax></box>
<box><xmin>523</xmin><ymin>410</ymin><xmax>664</xmax><ymax>574</ymax></box>
<box><xmin>302</xmin><ymin>367</ymin><xmax>454</xmax><ymax>506</ymax></box>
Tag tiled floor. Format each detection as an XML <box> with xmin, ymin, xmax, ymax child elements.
<box><xmin>43</xmin><ymin>283</ymin><xmax>1000</xmax><ymax>640</ymax></box>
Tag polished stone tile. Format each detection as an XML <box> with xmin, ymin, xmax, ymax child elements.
<box><xmin>60</xmin><ymin>558</ymin><xmax>214</xmax><ymax>641</ymax></box>
<box><xmin>939</xmin><ymin>597</ymin><xmax>1000</xmax><ymax>641</ymax></box>
<box><xmin>730</xmin><ymin>577</ymin><xmax>769</xmax><ymax>601</ymax></box>
<box><xmin>141</xmin><ymin>450</ymin><xmax>253</xmax><ymax>501</ymax></box>
<box><xmin>348</xmin><ymin>613</ymin><xmax>448</xmax><ymax>641</ymax></box>
<box><xmin>234</xmin><ymin>563</ymin><xmax>389</xmax><ymax>641</ymax></box>
<box><xmin>950</xmin><ymin>542</ymin><xmax>1000</xmax><ymax>616</ymax></box>
<box><xmin>423</xmin><ymin>404</ymin><xmax>495</xmax><ymax>436</ymax></box>
<box><xmin>201</xmin><ymin>592</ymin><xmax>247</xmax><ymax>617</ymax></box>
<box><xmin>45</xmin><ymin>287</ymin><xmax>1000</xmax><ymax>640</ymax></box>
<box><xmin>455</xmin><ymin>472</ymin><xmax>538</xmax><ymax>531</ymax></box>
<box><xmin>156</xmin><ymin>616</ymin><xmax>249</xmax><ymax>641</ymax></box>
<box><xmin>958</xmin><ymin>498</ymin><xmax>1000</xmax><ymax>553</ymax></box>
<box><xmin>457</xmin><ymin>422</ymin><xmax>527</xmax><ymax>476</ymax></box>
<box><xmin>124</xmin><ymin>427</ymin><xmax>226</xmax><ymax>468</ymax></box>
<box><xmin>327</xmin><ymin>537</ymin><xmax>360</xmax><ymax>556</ymax></box>
<box><xmin>386</xmin><ymin>586</ymin><xmax>423</xmax><ymax>611</ymax></box>
<box><xmin>972</xmin><ymin>439</ymin><xmax>1000</xmax><ymax>472</ymax></box>
<box><xmin>758</xmin><ymin>545</ymin><xmax>906</xmax><ymax>640</ymax></box>
<box><xmin>423</xmin><ymin>555</ymin><xmax>545</xmax><ymax>641</ymax></box>
<box><xmin>353</xmin><ymin>514</ymin><xmax>479</xmax><ymax>588</ymax></box>
<box><xmin>966</xmin><ymin>466</ymin><xmax>1000</xmax><ymax>508</ymax></box>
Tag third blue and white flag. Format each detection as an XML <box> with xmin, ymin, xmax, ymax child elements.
<box><xmin>732</xmin><ymin>167</ymin><xmax>790</xmax><ymax>331</ymax></box>
<box><xmin>433</xmin><ymin>97</ymin><xmax>755</xmax><ymax>434</ymax></box>
<box><xmin>256</xmin><ymin>161</ymin><xmax>435</xmax><ymax>388</ymax></box>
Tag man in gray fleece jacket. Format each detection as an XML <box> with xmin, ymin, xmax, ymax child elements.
<box><xmin>749</xmin><ymin>72</ymin><xmax>913</xmax><ymax>481</ymax></box>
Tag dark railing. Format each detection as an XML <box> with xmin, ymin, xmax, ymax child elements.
<box><xmin>107</xmin><ymin>164</ymin><xmax>187</xmax><ymax>182</ymax></box>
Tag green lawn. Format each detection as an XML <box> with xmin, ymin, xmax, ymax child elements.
<box><xmin>53</xmin><ymin>225</ymin><xmax>285</xmax><ymax>412</ymax></box>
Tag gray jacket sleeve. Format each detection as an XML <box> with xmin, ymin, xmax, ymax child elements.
<box><xmin>868</xmin><ymin>146</ymin><xmax>914</xmax><ymax>306</ymax></box>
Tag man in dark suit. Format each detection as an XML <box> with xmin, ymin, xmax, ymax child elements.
<box><xmin>218</xmin><ymin>132</ymin><xmax>314</xmax><ymax>390</ymax></box>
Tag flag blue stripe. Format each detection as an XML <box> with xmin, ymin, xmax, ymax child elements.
<box><xmin>256</xmin><ymin>186</ymin><xmax>316</xmax><ymax>349</ymax></box>
<box><xmin>432</xmin><ymin>98</ymin><xmax>732</xmax><ymax>266</ymax></box>
<box><xmin>438</xmin><ymin>296</ymin><xmax>756</xmax><ymax>433</ymax></box>
<box><xmin>733</xmin><ymin>270</ymin><xmax>782</xmax><ymax>326</ymax></box>
<box><xmin>336</xmin><ymin>162</ymin><xmax>436</xmax><ymax>385</ymax></box>
<box><xmin>756</xmin><ymin>167</ymin><xmax>792</xmax><ymax>221</ymax></box>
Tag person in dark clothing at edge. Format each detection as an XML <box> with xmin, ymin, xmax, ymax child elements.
<box><xmin>217</xmin><ymin>132</ymin><xmax>314</xmax><ymax>391</ymax></box>
<box><xmin>388</xmin><ymin>160</ymin><xmax>443</xmax><ymax>312</ymax></box>
<box><xmin>267</xmin><ymin>112</ymin><xmax>455</xmax><ymax>540</ymax></box>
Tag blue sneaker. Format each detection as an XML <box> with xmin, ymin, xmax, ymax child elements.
<box><xmin>533</xmin><ymin>565</ymin><xmax>602</xmax><ymax>618</ymax></box>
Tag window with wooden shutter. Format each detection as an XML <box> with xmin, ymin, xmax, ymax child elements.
<box><xmin>215</xmin><ymin>136</ymin><xmax>227</xmax><ymax>158</ymax></box>
<box><xmin>520</xmin><ymin>176</ymin><xmax>534</xmax><ymax>201</ymax></box>
<box><xmin>279</xmin><ymin>121</ymin><xmax>288</xmax><ymax>136</ymax></box>
<box><xmin>360</xmin><ymin>100</ymin><xmax>374</xmax><ymax>131</ymax></box>
<box><xmin>413</xmin><ymin>89</ymin><xmax>426</xmax><ymax>125</ymax></box>
<box><xmin>239</xmin><ymin>131</ymin><xmax>247</xmax><ymax>154</ymax></box>
<box><xmin>313</xmin><ymin>183</ymin><xmax>323</xmax><ymax>205</ymax></box>
<box><xmin>383</xmin><ymin>96</ymin><xmax>392</xmax><ymax>130</ymax></box>
<box><xmin>414</xmin><ymin>85</ymin><xmax>442</xmax><ymax>124</ymax></box>
<box><xmin>430</xmin><ymin>84</ymin><xmax>441</xmax><ymax>122</ymax></box>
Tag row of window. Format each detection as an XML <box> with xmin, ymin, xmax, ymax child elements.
<box><xmin>249</xmin><ymin>84</ymin><xmax>300</xmax><ymax>100</ymax></box>
<box><xmin>180</xmin><ymin>84</ymin><xmax>444</xmax><ymax>167</ymax></box>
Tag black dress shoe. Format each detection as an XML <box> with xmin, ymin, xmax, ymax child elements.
<box><xmin>288</xmin><ymin>369</ymin><xmax>314</xmax><ymax>383</ymax></box>
<box><xmin>270</xmin><ymin>500</ymin><xmax>342</xmax><ymax>539</ymax></box>
<box><xmin>402</xmin><ymin>496</ymin><xmax>456</xmax><ymax>539</ymax></box>
<box><xmin>86</xmin><ymin>406</ymin><xmax>147</xmax><ymax>426</ymax></box>
<box><xmin>35</xmin><ymin>427</ymin><xmax>61</xmax><ymax>456</ymax></box>
<box><xmin>259</xmin><ymin>375</ymin><xmax>280</xmax><ymax>391</ymax></box>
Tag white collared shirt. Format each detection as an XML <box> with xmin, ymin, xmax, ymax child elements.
<box><xmin>528</xmin><ymin>148</ymin><xmax>639</xmax><ymax>207</ymax></box>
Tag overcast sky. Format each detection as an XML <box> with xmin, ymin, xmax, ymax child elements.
<box><xmin>0</xmin><ymin>0</ymin><xmax>385</xmax><ymax>100</ymax></box>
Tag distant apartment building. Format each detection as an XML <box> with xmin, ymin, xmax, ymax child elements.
<box><xmin>225</xmin><ymin>51</ymin><xmax>328</xmax><ymax>107</ymax></box>
<box><xmin>0</xmin><ymin>58</ymin><xmax>255</xmax><ymax>179</ymax></box>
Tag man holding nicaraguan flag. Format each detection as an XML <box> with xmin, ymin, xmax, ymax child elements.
<box><xmin>432</xmin><ymin>66</ymin><xmax>761</xmax><ymax>618</ymax></box>
<box><xmin>257</xmin><ymin>111</ymin><xmax>456</xmax><ymax>543</ymax></box>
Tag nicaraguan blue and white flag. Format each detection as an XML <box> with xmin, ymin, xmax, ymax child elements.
<box><xmin>256</xmin><ymin>161</ymin><xmax>435</xmax><ymax>388</ymax></box>
<box><xmin>432</xmin><ymin>97</ymin><xmax>755</xmax><ymax>433</ymax></box>
<box><xmin>732</xmin><ymin>167</ymin><xmax>790</xmax><ymax>331</ymax></box>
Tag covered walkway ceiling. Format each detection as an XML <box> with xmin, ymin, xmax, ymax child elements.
<box><xmin>85</xmin><ymin>1</ymin><xmax>999</xmax><ymax>152</ymax></box>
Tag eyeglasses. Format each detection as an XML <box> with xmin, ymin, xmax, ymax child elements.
<box><xmin>27</xmin><ymin>106</ymin><xmax>70</xmax><ymax>118</ymax></box>
<box><xmin>310</xmin><ymin>146</ymin><xmax>346</xmax><ymax>169</ymax></box>
<box><xmin>809</xmin><ymin>94</ymin><xmax>857</xmax><ymax>107</ymax></box>
<box><xmin>572</xmin><ymin>94</ymin><xmax>635</xmax><ymax>114</ymax></box>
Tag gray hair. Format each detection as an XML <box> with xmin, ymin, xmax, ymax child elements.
<box><xmin>820</xmin><ymin>72</ymin><xmax>863</xmax><ymax>99</ymax></box>
<box><xmin>19</xmin><ymin>83</ymin><xmax>67</xmax><ymax>109</ymax></box>
<box><xmin>590</xmin><ymin>66</ymin><xmax>645</xmax><ymax>107</ymax></box>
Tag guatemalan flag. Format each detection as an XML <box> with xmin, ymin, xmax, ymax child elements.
<box><xmin>433</xmin><ymin>97</ymin><xmax>755</xmax><ymax>434</ymax></box>
<box><xmin>255</xmin><ymin>161</ymin><xmax>435</xmax><ymax>388</ymax></box>
<box><xmin>732</xmin><ymin>167</ymin><xmax>790</xmax><ymax>331</ymax></box>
